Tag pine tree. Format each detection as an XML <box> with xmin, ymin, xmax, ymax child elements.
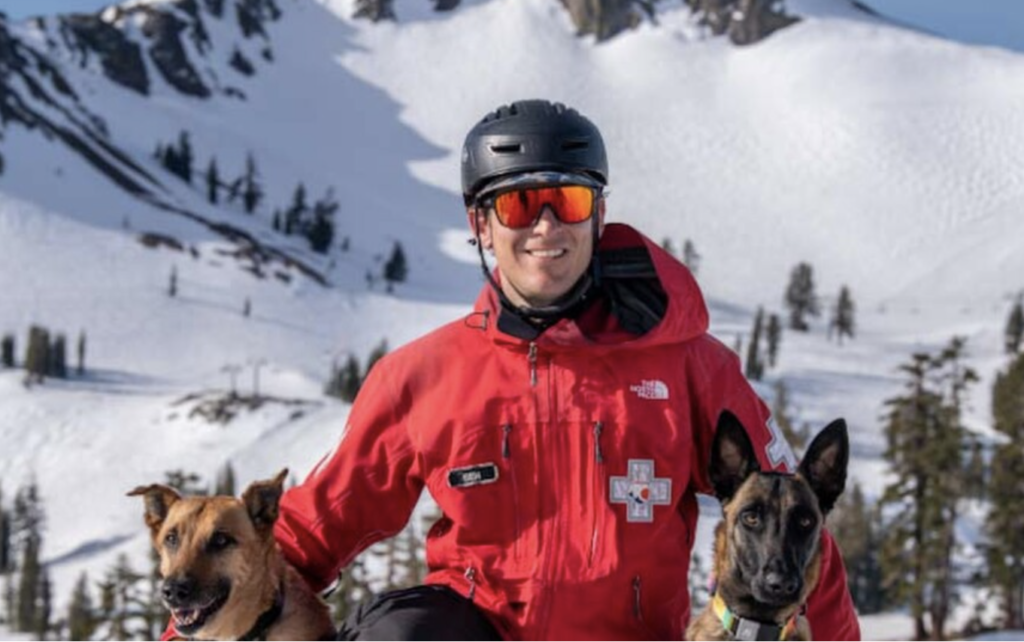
<box><xmin>783</xmin><ymin>262</ymin><xmax>820</xmax><ymax>331</ymax></box>
<box><xmin>76</xmin><ymin>330</ymin><xmax>86</xmax><ymax>376</ymax></box>
<box><xmin>177</xmin><ymin>131</ymin><xmax>193</xmax><ymax>184</ymax></box>
<box><xmin>1005</xmin><ymin>296</ymin><xmax>1024</xmax><ymax>354</ymax></box>
<box><xmin>168</xmin><ymin>266</ymin><xmax>178</xmax><ymax>298</ymax></box>
<box><xmin>1</xmin><ymin>334</ymin><xmax>14</xmax><ymax>368</ymax></box>
<box><xmin>829</xmin><ymin>482</ymin><xmax>886</xmax><ymax>614</ymax></box>
<box><xmin>307</xmin><ymin>189</ymin><xmax>338</xmax><ymax>254</ymax></box>
<box><xmin>879</xmin><ymin>338</ymin><xmax>975</xmax><ymax>640</ymax></box>
<box><xmin>766</xmin><ymin>313</ymin><xmax>781</xmax><ymax>368</ymax></box>
<box><xmin>986</xmin><ymin>351</ymin><xmax>1024</xmax><ymax>628</ymax></box>
<box><xmin>365</xmin><ymin>339</ymin><xmax>389</xmax><ymax>378</ymax></box>
<box><xmin>744</xmin><ymin>307</ymin><xmax>765</xmax><ymax>381</ymax></box>
<box><xmin>341</xmin><ymin>354</ymin><xmax>362</xmax><ymax>402</ymax></box>
<box><xmin>49</xmin><ymin>334</ymin><xmax>67</xmax><ymax>379</ymax></box>
<box><xmin>16</xmin><ymin>537</ymin><xmax>40</xmax><ymax>632</ymax></box>
<box><xmin>67</xmin><ymin>572</ymin><xmax>96</xmax><ymax>642</ymax></box>
<box><xmin>383</xmin><ymin>242</ymin><xmax>408</xmax><ymax>287</ymax></box>
<box><xmin>682</xmin><ymin>238</ymin><xmax>701</xmax><ymax>276</ymax></box>
<box><xmin>24</xmin><ymin>326</ymin><xmax>50</xmax><ymax>384</ymax></box>
<box><xmin>831</xmin><ymin>285</ymin><xmax>855</xmax><ymax>345</ymax></box>
<box><xmin>285</xmin><ymin>183</ymin><xmax>307</xmax><ymax>236</ymax></box>
<box><xmin>241</xmin><ymin>153</ymin><xmax>262</xmax><ymax>214</ymax></box>
<box><xmin>206</xmin><ymin>158</ymin><xmax>220</xmax><ymax>205</ymax></box>
<box><xmin>660</xmin><ymin>237</ymin><xmax>677</xmax><ymax>258</ymax></box>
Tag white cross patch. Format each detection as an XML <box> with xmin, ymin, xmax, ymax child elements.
<box><xmin>610</xmin><ymin>460</ymin><xmax>672</xmax><ymax>523</ymax></box>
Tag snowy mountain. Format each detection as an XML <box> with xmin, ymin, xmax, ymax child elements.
<box><xmin>1</xmin><ymin>0</ymin><xmax>1023</xmax><ymax>637</ymax></box>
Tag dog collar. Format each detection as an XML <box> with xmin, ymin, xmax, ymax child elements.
<box><xmin>238</xmin><ymin>585</ymin><xmax>285</xmax><ymax>641</ymax></box>
<box><xmin>711</xmin><ymin>591</ymin><xmax>800</xmax><ymax>641</ymax></box>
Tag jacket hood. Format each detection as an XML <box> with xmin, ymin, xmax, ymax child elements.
<box><xmin>472</xmin><ymin>223</ymin><xmax>709</xmax><ymax>350</ymax></box>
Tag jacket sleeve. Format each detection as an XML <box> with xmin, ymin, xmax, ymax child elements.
<box><xmin>691</xmin><ymin>344</ymin><xmax>861</xmax><ymax>640</ymax></box>
<box><xmin>273</xmin><ymin>355</ymin><xmax>424</xmax><ymax>592</ymax></box>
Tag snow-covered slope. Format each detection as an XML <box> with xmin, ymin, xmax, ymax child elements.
<box><xmin>1</xmin><ymin>0</ymin><xmax>1022</xmax><ymax>634</ymax></box>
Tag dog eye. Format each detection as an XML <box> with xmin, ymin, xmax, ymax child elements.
<box><xmin>798</xmin><ymin>516</ymin><xmax>815</xmax><ymax>530</ymax></box>
<box><xmin>164</xmin><ymin>530</ymin><xmax>179</xmax><ymax>549</ymax></box>
<box><xmin>207</xmin><ymin>531</ymin><xmax>236</xmax><ymax>552</ymax></box>
<box><xmin>741</xmin><ymin>511</ymin><xmax>760</xmax><ymax>527</ymax></box>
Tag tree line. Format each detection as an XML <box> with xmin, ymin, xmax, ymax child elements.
<box><xmin>1</xmin><ymin>326</ymin><xmax>87</xmax><ymax>385</ymax></box>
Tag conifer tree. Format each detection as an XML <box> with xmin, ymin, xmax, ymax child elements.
<box><xmin>241</xmin><ymin>153</ymin><xmax>262</xmax><ymax>214</ymax></box>
<box><xmin>76</xmin><ymin>331</ymin><xmax>86</xmax><ymax>376</ymax></box>
<box><xmin>744</xmin><ymin>307</ymin><xmax>765</xmax><ymax>381</ymax></box>
<box><xmin>986</xmin><ymin>351</ymin><xmax>1024</xmax><ymax>628</ymax></box>
<box><xmin>285</xmin><ymin>183</ymin><xmax>308</xmax><ymax>236</ymax></box>
<box><xmin>831</xmin><ymin>285</ymin><xmax>855</xmax><ymax>345</ymax></box>
<box><xmin>783</xmin><ymin>262</ymin><xmax>819</xmax><ymax>331</ymax></box>
<box><xmin>67</xmin><ymin>572</ymin><xmax>96</xmax><ymax>642</ymax></box>
<box><xmin>24</xmin><ymin>326</ymin><xmax>50</xmax><ymax>384</ymax></box>
<box><xmin>35</xmin><ymin>567</ymin><xmax>51</xmax><ymax>640</ymax></box>
<box><xmin>660</xmin><ymin>237</ymin><xmax>676</xmax><ymax>258</ymax></box>
<box><xmin>177</xmin><ymin>131</ymin><xmax>193</xmax><ymax>184</ymax></box>
<box><xmin>49</xmin><ymin>334</ymin><xmax>67</xmax><ymax>379</ymax></box>
<box><xmin>168</xmin><ymin>266</ymin><xmax>178</xmax><ymax>298</ymax></box>
<box><xmin>682</xmin><ymin>238</ymin><xmax>701</xmax><ymax>276</ymax></box>
<box><xmin>365</xmin><ymin>339</ymin><xmax>389</xmax><ymax>378</ymax></box>
<box><xmin>307</xmin><ymin>189</ymin><xmax>338</xmax><ymax>254</ymax></box>
<box><xmin>829</xmin><ymin>482</ymin><xmax>886</xmax><ymax>614</ymax></box>
<box><xmin>766</xmin><ymin>313</ymin><xmax>781</xmax><ymax>368</ymax></box>
<box><xmin>341</xmin><ymin>354</ymin><xmax>362</xmax><ymax>402</ymax></box>
<box><xmin>879</xmin><ymin>338</ymin><xmax>974</xmax><ymax>640</ymax></box>
<box><xmin>383</xmin><ymin>242</ymin><xmax>408</xmax><ymax>287</ymax></box>
<box><xmin>1005</xmin><ymin>296</ymin><xmax>1024</xmax><ymax>354</ymax></box>
<box><xmin>15</xmin><ymin>533</ymin><xmax>40</xmax><ymax>632</ymax></box>
<box><xmin>206</xmin><ymin>158</ymin><xmax>220</xmax><ymax>205</ymax></box>
<box><xmin>1</xmin><ymin>334</ymin><xmax>14</xmax><ymax>368</ymax></box>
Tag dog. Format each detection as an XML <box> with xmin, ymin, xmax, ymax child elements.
<box><xmin>686</xmin><ymin>411</ymin><xmax>848</xmax><ymax>641</ymax></box>
<box><xmin>128</xmin><ymin>469</ymin><xmax>335</xmax><ymax>641</ymax></box>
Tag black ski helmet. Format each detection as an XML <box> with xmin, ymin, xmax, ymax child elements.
<box><xmin>461</xmin><ymin>99</ymin><xmax>609</xmax><ymax>205</ymax></box>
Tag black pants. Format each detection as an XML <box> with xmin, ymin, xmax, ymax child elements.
<box><xmin>338</xmin><ymin>585</ymin><xmax>503</xmax><ymax>641</ymax></box>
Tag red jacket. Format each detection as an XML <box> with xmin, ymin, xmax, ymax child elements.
<box><xmin>275</xmin><ymin>224</ymin><xmax>860</xmax><ymax>640</ymax></box>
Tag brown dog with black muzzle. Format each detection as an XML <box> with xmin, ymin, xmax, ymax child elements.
<box><xmin>686</xmin><ymin>411</ymin><xmax>849</xmax><ymax>641</ymax></box>
<box><xmin>128</xmin><ymin>469</ymin><xmax>335</xmax><ymax>641</ymax></box>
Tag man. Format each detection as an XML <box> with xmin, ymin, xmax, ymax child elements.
<box><xmin>275</xmin><ymin>99</ymin><xmax>861</xmax><ymax>640</ymax></box>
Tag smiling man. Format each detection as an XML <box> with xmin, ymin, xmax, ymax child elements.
<box><xmin>273</xmin><ymin>99</ymin><xmax>861</xmax><ymax>640</ymax></box>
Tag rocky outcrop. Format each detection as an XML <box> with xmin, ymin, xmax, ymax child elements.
<box><xmin>685</xmin><ymin>0</ymin><xmax>799</xmax><ymax>45</ymax></box>
<box><xmin>59</xmin><ymin>13</ymin><xmax>149</xmax><ymax>95</ymax></box>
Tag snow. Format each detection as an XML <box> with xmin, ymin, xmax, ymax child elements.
<box><xmin>1</xmin><ymin>0</ymin><xmax>1023</xmax><ymax>638</ymax></box>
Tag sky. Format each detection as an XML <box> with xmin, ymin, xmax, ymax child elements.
<box><xmin>2</xmin><ymin>0</ymin><xmax>1023</xmax><ymax>52</ymax></box>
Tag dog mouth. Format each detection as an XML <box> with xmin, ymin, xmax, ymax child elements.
<box><xmin>170</xmin><ymin>592</ymin><xmax>229</xmax><ymax>634</ymax></box>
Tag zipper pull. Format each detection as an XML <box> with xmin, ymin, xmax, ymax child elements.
<box><xmin>465</xmin><ymin>567</ymin><xmax>477</xmax><ymax>600</ymax></box>
<box><xmin>502</xmin><ymin>424</ymin><xmax>512</xmax><ymax>459</ymax></box>
<box><xmin>594</xmin><ymin>422</ymin><xmax>604</xmax><ymax>464</ymax></box>
<box><xmin>528</xmin><ymin>342</ymin><xmax>538</xmax><ymax>387</ymax></box>
<box><xmin>633</xmin><ymin>575</ymin><xmax>643</xmax><ymax>622</ymax></box>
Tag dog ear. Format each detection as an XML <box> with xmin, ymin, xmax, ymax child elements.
<box><xmin>710</xmin><ymin>410</ymin><xmax>761</xmax><ymax>503</ymax></box>
<box><xmin>242</xmin><ymin>468</ymin><xmax>289</xmax><ymax>534</ymax></box>
<box><xmin>127</xmin><ymin>484</ymin><xmax>182</xmax><ymax>534</ymax></box>
<box><xmin>798</xmin><ymin>419</ymin><xmax>849</xmax><ymax>515</ymax></box>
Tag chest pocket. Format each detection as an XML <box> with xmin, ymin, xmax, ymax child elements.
<box><xmin>426</xmin><ymin>423</ymin><xmax>537</xmax><ymax>564</ymax></box>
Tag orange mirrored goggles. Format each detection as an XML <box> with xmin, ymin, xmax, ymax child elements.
<box><xmin>481</xmin><ymin>185</ymin><xmax>599</xmax><ymax>229</ymax></box>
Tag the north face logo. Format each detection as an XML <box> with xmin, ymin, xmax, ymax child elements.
<box><xmin>630</xmin><ymin>380</ymin><xmax>669</xmax><ymax>400</ymax></box>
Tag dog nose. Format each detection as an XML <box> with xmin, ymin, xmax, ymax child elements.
<box><xmin>763</xmin><ymin>571</ymin><xmax>801</xmax><ymax>598</ymax></box>
<box><xmin>162</xmin><ymin>576</ymin><xmax>197</xmax><ymax>605</ymax></box>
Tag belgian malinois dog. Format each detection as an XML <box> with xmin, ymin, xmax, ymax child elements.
<box><xmin>686</xmin><ymin>411</ymin><xmax>849</xmax><ymax>641</ymax></box>
<box><xmin>128</xmin><ymin>469</ymin><xmax>335</xmax><ymax>641</ymax></box>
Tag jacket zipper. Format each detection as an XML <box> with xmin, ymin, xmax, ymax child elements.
<box><xmin>588</xmin><ymin>421</ymin><xmax>604</xmax><ymax>567</ymax></box>
<box><xmin>501</xmin><ymin>423</ymin><xmax>521</xmax><ymax>560</ymax></box>
<box><xmin>633</xmin><ymin>575</ymin><xmax>645</xmax><ymax>625</ymax></box>
<box><xmin>528</xmin><ymin>342</ymin><xmax>538</xmax><ymax>387</ymax></box>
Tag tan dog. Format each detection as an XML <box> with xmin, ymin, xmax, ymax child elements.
<box><xmin>687</xmin><ymin>412</ymin><xmax>848</xmax><ymax>641</ymax></box>
<box><xmin>128</xmin><ymin>470</ymin><xmax>335</xmax><ymax>641</ymax></box>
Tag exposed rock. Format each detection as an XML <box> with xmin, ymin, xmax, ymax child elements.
<box><xmin>686</xmin><ymin>0</ymin><xmax>799</xmax><ymax>45</ymax></box>
<box><xmin>141</xmin><ymin>9</ymin><xmax>211</xmax><ymax>97</ymax></box>
<box><xmin>59</xmin><ymin>14</ymin><xmax>149</xmax><ymax>95</ymax></box>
